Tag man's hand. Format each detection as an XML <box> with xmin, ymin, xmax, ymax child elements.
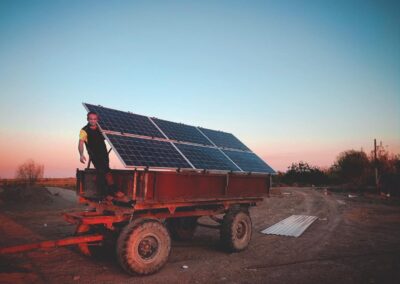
<box><xmin>80</xmin><ymin>155</ymin><xmax>87</xmax><ymax>164</ymax></box>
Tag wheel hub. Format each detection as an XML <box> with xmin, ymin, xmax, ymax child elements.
<box><xmin>138</xmin><ymin>236</ymin><xmax>159</xmax><ymax>260</ymax></box>
<box><xmin>236</xmin><ymin>221</ymin><xmax>246</xmax><ymax>239</ymax></box>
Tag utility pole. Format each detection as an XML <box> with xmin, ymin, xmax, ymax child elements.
<box><xmin>374</xmin><ymin>138</ymin><xmax>379</xmax><ymax>194</ymax></box>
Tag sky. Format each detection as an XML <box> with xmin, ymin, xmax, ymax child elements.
<box><xmin>0</xmin><ymin>0</ymin><xmax>399</xmax><ymax>178</ymax></box>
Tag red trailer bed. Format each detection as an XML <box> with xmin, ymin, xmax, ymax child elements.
<box><xmin>71</xmin><ymin>168</ymin><xmax>271</xmax><ymax>275</ymax></box>
<box><xmin>77</xmin><ymin>168</ymin><xmax>269</xmax><ymax>203</ymax></box>
<box><xmin>1</xmin><ymin>168</ymin><xmax>271</xmax><ymax>276</ymax></box>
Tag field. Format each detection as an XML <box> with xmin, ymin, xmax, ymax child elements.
<box><xmin>0</xmin><ymin>178</ymin><xmax>76</xmax><ymax>189</ymax></box>
<box><xmin>0</xmin><ymin>186</ymin><xmax>399</xmax><ymax>283</ymax></box>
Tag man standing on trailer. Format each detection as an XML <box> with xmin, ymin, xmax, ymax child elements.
<box><xmin>78</xmin><ymin>111</ymin><xmax>123</xmax><ymax>200</ymax></box>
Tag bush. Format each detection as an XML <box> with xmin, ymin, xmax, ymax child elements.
<box><xmin>15</xmin><ymin>159</ymin><xmax>44</xmax><ymax>186</ymax></box>
<box><xmin>281</xmin><ymin>161</ymin><xmax>328</xmax><ymax>186</ymax></box>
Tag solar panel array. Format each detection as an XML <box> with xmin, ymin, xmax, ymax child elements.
<box><xmin>84</xmin><ymin>103</ymin><xmax>274</xmax><ymax>174</ymax></box>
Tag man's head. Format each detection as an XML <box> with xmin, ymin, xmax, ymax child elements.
<box><xmin>87</xmin><ymin>111</ymin><xmax>99</xmax><ymax>126</ymax></box>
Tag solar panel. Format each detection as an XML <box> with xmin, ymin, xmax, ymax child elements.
<box><xmin>152</xmin><ymin>118</ymin><xmax>212</xmax><ymax>146</ymax></box>
<box><xmin>85</xmin><ymin>104</ymin><xmax>164</xmax><ymax>138</ymax></box>
<box><xmin>222</xmin><ymin>150</ymin><xmax>275</xmax><ymax>173</ymax></box>
<box><xmin>175</xmin><ymin>143</ymin><xmax>240</xmax><ymax>171</ymax></box>
<box><xmin>198</xmin><ymin>127</ymin><xmax>250</xmax><ymax>151</ymax></box>
<box><xmin>107</xmin><ymin>134</ymin><xmax>191</xmax><ymax>169</ymax></box>
<box><xmin>83</xmin><ymin>103</ymin><xmax>275</xmax><ymax>174</ymax></box>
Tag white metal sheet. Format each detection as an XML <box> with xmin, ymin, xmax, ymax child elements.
<box><xmin>261</xmin><ymin>215</ymin><xmax>318</xmax><ymax>237</ymax></box>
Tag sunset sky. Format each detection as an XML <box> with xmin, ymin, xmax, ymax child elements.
<box><xmin>0</xmin><ymin>0</ymin><xmax>399</xmax><ymax>178</ymax></box>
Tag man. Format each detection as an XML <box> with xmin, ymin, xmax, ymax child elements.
<box><xmin>78</xmin><ymin>111</ymin><xmax>118</xmax><ymax>199</ymax></box>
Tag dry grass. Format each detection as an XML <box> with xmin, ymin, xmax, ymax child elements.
<box><xmin>0</xmin><ymin>178</ymin><xmax>76</xmax><ymax>189</ymax></box>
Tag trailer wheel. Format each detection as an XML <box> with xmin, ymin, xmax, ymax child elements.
<box><xmin>166</xmin><ymin>217</ymin><xmax>198</xmax><ymax>241</ymax></box>
<box><xmin>117</xmin><ymin>219</ymin><xmax>171</xmax><ymax>275</ymax></box>
<box><xmin>220</xmin><ymin>208</ymin><xmax>252</xmax><ymax>252</ymax></box>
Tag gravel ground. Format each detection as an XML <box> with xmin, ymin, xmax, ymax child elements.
<box><xmin>0</xmin><ymin>186</ymin><xmax>399</xmax><ymax>284</ymax></box>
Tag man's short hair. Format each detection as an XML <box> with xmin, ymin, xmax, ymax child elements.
<box><xmin>87</xmin><ymin>111</ymin><xmax>99</xmax><ymax>119</ymax></box>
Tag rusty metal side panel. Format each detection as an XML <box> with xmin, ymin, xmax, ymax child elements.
<box><xmin>152</xmin><ymin>172</ymin><xmax>226</xmax><ymax>201</ymax></box>
<box><xmin>77</xmin><ymin>169</ymin><xmax>269</xmax><ymax>203</ymax></box>
<box><xmin>78</xmin><ymin>169</ymin><xmax>134</xmax><ymax>198</ymax></box>
<box><xmin>150</xmin><ymin>172</ymin><xmax>268</xmax><ymax>202</ymax></box>
<box><xmin>115</xmin><ymin>172</ymin><xmax>134</xmax><ymax>197</ymax></box>
<box><xmin>144</xmin><ymin>172</ymin><xmax>155</xmax><ymax>200</ymax></box>
<box><xmin>226</xmin><ymin>175</ymin><xmax>268</xmax><ymax>198</ymax></box>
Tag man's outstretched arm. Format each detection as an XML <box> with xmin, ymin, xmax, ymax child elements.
<box><xmin>78</xmin><ymin>140</ymin><xmax>86</xmax><ymax>164</ymax></box>
<box><xmin>78</xmin><ymin>130</ymin><xmax>87</xmax><ymax>164</ymax></box>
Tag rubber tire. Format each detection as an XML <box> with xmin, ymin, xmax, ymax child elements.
<box><xmin>220</xmin><ymin>208</ymin><xmax>252</xmax><ymax>252</ymax></box>
<box><xmin>116</xmin><ymin>219</ymin><xmax>171</xmax><ymax>276</ymax></box>
<box><xmin>166</xmin><ymin>217</ymin><xmax>198</xmax><ymax>241</ymax></box>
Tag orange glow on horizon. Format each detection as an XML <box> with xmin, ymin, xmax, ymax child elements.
<box><xmin>1</xmin><ymin>132</ymin><xmax>399</xmax><ymax>178</ymax></box>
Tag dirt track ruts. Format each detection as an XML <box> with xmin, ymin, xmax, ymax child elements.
<box><xmin>1</xmin><ymin>187</ymin><xmax>399</xmax><ymax>284</ymax></box>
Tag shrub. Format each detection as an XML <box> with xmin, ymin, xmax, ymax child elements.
<box><xmin>282</xmin><ymin>161</ymin><xmax>328</xmax><ymax>186</ymax></box>
<box><xmin>15</xmin><ymin>159</ymin><xmax>44</xmax><ymax>186</ymax></box>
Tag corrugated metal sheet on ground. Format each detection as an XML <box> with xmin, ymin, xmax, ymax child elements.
<box><xmin>261</xmin><ymin>215</ymin><xmax>318</xmax><ymax>237</ymax></box>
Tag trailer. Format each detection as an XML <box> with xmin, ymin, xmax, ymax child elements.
<box><xmin>1</xmin><ymin>168</ymin><xmax>270</xmax><ymax>275</ymax></box>
<box><xmin>0</xmin><ymin>103</ymin><xmax>275</xmax><ymax>276</ymax></box>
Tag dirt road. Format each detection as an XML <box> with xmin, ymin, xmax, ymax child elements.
<box><xmin>1</xmin><ymin>187</ymin><xmax>399</xmax><ymax>283</ymax></box>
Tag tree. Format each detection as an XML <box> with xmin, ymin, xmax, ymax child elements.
<box><xmin>371</xmin><ymin>146</ymin><xmax>400</xmax><ymax>196</ymax></box>
<box><xmin>331</xmin><ymin>150</ymin><xmax>370</xmax><ymax>185</ymax></box>
<box><xmin>282</xmin><ymin>161</ymin><xmax>328</xmax><ymax>186</ymax></box>
<box><xmin>370</xmin><ymin>144</ymin><xmax>400</xmax><ymax>175</ymax></box>
<box><xmin>15</xmin><ymin>159</ymin><xmax>44</xmax><ymax>185</ymax></box>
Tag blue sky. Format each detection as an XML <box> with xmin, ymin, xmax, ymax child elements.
<box><xmin>0</xmin><ymin>0</ymin><xmax>399</xmax><ymax>177</ymax></box>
